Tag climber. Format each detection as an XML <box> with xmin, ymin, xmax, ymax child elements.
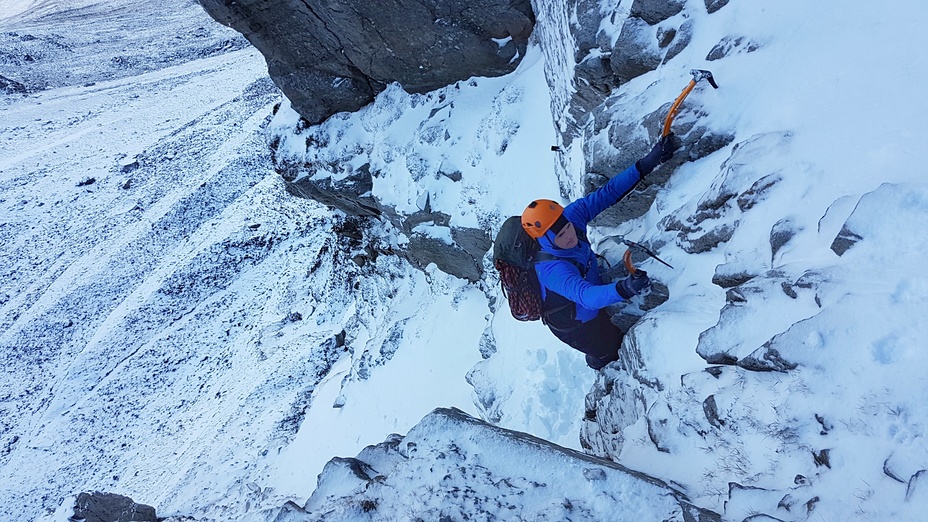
<box><xmin>521</xmin><ymin>134</ymin><xmax>681</xmax><ymax>369</ymax></box>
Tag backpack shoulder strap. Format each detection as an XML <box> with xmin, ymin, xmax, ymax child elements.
<box><xmin>533</xmin><ymin>251</ymin><xmax>558</xmax><ymax>263</ymax></box>
<box><xmin>532</xmin><ymin>251</ymin><xmax>587</xmax><ymax>276</ymax></box>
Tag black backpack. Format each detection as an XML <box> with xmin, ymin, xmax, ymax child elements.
<box><xmin>492</xmin><ymin>216</ymin><xmax>584</xmax><ymax>326</ymax></box>
<box><xmin>492</xmin><ymin>216</ymin><xmax>548</xmax><ymax>321</ymax></box>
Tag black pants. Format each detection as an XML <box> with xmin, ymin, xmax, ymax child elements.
<box><xmin>548</xmin><ymin>310</ymin><xmax>623</xmax><ymax>370</ymax></box>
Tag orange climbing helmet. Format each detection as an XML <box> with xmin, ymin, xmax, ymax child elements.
<box><xmin>521</xmin><ymin>199</ymin><xmax>564</xmax><ymax>239</ymax></box>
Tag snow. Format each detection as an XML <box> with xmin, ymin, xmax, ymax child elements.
<box><xmin>3</xmin><ymin>0</ymin><xmax>928</xmax><ymax>520</ymax></box>
<box><xmin>268</xmin><ymin>46</ymin><xmax>563</xmax><ymax>230</ymax></box>
<box><xmin>301</xmin><ymin>408</ymin><xmax>706</xmax><ymax>521</ymax></box>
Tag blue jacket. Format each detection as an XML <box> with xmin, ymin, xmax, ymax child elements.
<box><xmin>534</xmin><ymin>164</ymin><xmax>642</xmax><ymax>324</ymax></box>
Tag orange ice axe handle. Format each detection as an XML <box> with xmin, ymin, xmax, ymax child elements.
<box><xmin>623</xmin><ymin>249</ymin><xmax>637</xmax><ymax>276</ymax></box>
<box><xmin>622</xmin><ymin>240</ymin><xmax>674</xmax><ymax>275</ymax></box>
<box><xmin>662</xmin><ymin>69</ymin><xmax>718</xmax><ymax>137</ymax></box>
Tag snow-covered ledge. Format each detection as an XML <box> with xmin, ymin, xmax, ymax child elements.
<box><xmin>276</xmin><ymin>407</ymin><xmax>721</xmax><ymax>521</ymax></box>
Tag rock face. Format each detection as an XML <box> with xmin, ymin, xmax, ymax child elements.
<box><xmin>70</xmin><ymin>492</ymin><xmax>158</xmax><ymax>522</ymax></box>
<box><xmin>532</xmin><ymin>0</ymin><xmax>738</xmax><ymax>213</ymax></box>
<box><xmin>270</xmin><ymin>408</ymin><xmax>721</xmax><ymax>521</ymax></box>
<box><xmin>197</xmin><ymin>0</ymin><xmax>535</xmax><ymax>125</ymax></box>
<box><xmin>282</xmin><ymin>165</ymin><xmax>490</xmax><ymax>282</ymax></box>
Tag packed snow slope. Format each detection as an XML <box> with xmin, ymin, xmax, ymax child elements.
<box><xmin>2</xmin><ymin>0</ymin><xmax>928</xmax><ymax>521</ymax></box>
<box><xmin>2</xmin><ymin>1</ymin><xmax>483</xmax><ymax>520</ymax></box>
<box><xmin>1</xmin><ymin>1</ymin><xmax>563</xmax><ymax>521</ymax></box>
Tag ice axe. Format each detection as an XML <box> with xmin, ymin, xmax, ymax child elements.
<box><xmin>662</xmin><ymin>69</ymin><xmax>718</xmax><ymax>137</ymax></box>
<box><xmin>621</xmin><ymin>239</ymin><xmax>674</xmax><ymax>277</ymax></box>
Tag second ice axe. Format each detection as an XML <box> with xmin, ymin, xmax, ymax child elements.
<box><xmin>662</xmin><ymin>69</ymin><xmax>719</xmax><ymax>137</ymax></box>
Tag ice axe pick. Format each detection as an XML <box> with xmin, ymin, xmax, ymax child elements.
<box><xmin>621</xmin><ymin>240</ymin><xmax>674</xmax><ymax>277</ymax></box>
<box><xmin>662</xmin><ymin>69</ymin><xmax>719</xmax><ymax>137</ymax></box>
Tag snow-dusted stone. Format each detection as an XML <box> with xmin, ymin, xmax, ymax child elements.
<box><xmin>575</xmin><ymin>53</ymin><xmax>619</xmax><ymax>98</ymax></box>
<box><xmin>580</xmin><ymin>326</ymin><xmax>661</xmax><ymax>456</ymax></box>
<box><xmin>118</xmin><ymin>156</ymin><xmax>140</xmax><ymax>174</ymax></box>
<box><xmin>696</xmin><ymin>271</ymin><xmax>819</xmax><ymax>366</ymax></box>
<box><xmin>284</xmin><ymin>162</ymin><xmax>489</xmax><ymax>281</ymax></box>
<box><xmin>630</xmin><ymin>0</ymin><xmax>686</xmax><ymax>26</ymax></box>
<box><xmin>737</xmin><ymin>344</ymin><xmax>798</xmax><ymax>372</ymax></box>
<box><xmin>705</xmin><ymin>0</ymin><xmax>730</xmax><ymax>14</ymax></box>
<box><xmin>828</xmin><ymin>183</ymin><xmax>928</xmax><ymax>257</ymax></box>
<box><xmin>769</xmin><ymin>218</ymin><xmax>799</xmax><ymax>262</ymax></box>
<box><xmin>830</xmin><ymin>225</ymin><xmax>863</xmax><ymax>256</ymax></box>
<box><xmin>663</xmin><ymin>19</ymin><xmax>695</xmax><ymax>63</ymax></box>
<box><xmin>611</xmin><ymin>17</ymin><xmax>664</xmax><ymax>85</ymax></box>
<box><xmin>198</xmin><ymin>0</ymin><xmax>535</xmax><ymax>125</ymax></box>
<box><xmin>650</xmin><ymin>132</ymin><xmax>789</xmax><ymax>256</ymax></box>
<box><xmin>66</xmin><ymin>492</ymin><xmax>158</xmax><ymax>522</ymax></box>
<box><xmin>737</xmin><ymin>173</ymin><xmax>783</xmax><ymax>211</ymax></box>
<box><xmin>0</xmin><ymin>74</ymin><xmax>28</xmax><ymax>94</ymax></box>
<box><xmin>594</xmin><ymin>1</ymin><xmax>688</xmax><ymax>90</ymax></box>
<box><xmin>703</xmin><ymin>394</ymin><xmax>724</xmax><ymax>428</ymax></box>
<box><xmin>295</xmin><ymin>407</ymin><xmax>721</xmax><ymax>521</ymax></box>
<box><xmin>906</xmin><ymin>470</ymin><xmax>928</xmax><ymax>503</ymax></box>
<box><xmin>711</xmin><ymin>266</ymin><xmax>757</xmax><ymax>289</ymax></box>
<box><xmin>406</xmin><ymin>226</ymin><xmax>490</xmax><ymax>283</ymax></box>
<box><xmin>706</xmin><ymin>35</ymin><xmax>762</xmax><ymax>61</ymax></box>
<box><xmin>581</xmin><ymin>363</ymin><xmax>648</xmax><ymax>456</ymax></box>
<box><xmin>587</xmin><ymin>101</ymin><xmax>733</xmax><ymax>226</ymax></box>
<box><xmin>283</xmin><ymin>163</ymin><xmax>380</xmax><ymax>218</ymax></box>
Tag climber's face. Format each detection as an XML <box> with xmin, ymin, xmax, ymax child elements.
<box><xmin>553</xmin><ymin>221</ymin><xmax>578</xmax><ymax>249</ymax></box>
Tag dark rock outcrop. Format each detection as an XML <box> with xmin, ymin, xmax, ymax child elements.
<box><xmin>630</xmin><ymin>0</ymin><xmax>685</xmax><ymax>26</ymax></box>
<box><xmin>610</xmin><ymin>17</ymin><xmax>663</xmax><ymax>85</ymax></box>
<box><xmin>286</xmin><ymin>167</ymin><xmax>489</xmax><ymax>281</ymax></box>
<box><xmin>70</xmin><ymin>492</ymin><xmax>158</xmax><ymax>522</ymax></box>
<box><xmin>198</xmin><ymin>0</ymin><xmax>535</xmax><ymax>125</ymax></box>
<box><xmin>0</xmin><ymin>74</ymin><xmax>28</xmax><ymax>94</ymax></box>
<box><xmin>615</xmin><ymin>0</ymin><xmax>688</xmax><ymax>85</ymax></box>
<box><xmin>705</xmin><ymin>0</ymin><xmax>730</xmax><ymax>14</ymax></box>
<box><xmin>830</xmin><ymin>225</ymin><xmax>863</xmax><ymax>256</ymax></box>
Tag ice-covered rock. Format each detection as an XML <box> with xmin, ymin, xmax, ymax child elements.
<box><xmin>281</xmin><ymin>407</ymin><xmax>721</xmax><ymax>521</ymax></box>
<box><xmin>48</xmin><ymin>492</ymin><xmax>158</xmax><ymax>522</ymax></box>
<box><xmin>630</xmin><ymin>0</ymin><xmax>686</xmax><ymax>26</ymax></box>
<box><xmin>198</xmin><ymin>0</ymin><xmax>535</xmax><ymax>125</ymax></box>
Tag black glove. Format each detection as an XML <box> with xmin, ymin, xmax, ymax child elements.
<box><xmin>616</xmin><ymin>271</ymin><xmax>651</xmax><ymax>299</ymax></box>
<box><xmin>635</xmin><ymin>133</ymin><xmax>683</xmax><ymax>176</ymax></box>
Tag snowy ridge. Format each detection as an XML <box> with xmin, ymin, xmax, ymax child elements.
<box><xmin>294</xmin><ymin>407</ymin><xmax>718</xmax><ymax>521</ymax></box>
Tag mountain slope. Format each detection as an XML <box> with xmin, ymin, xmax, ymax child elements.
<box><xmin>4</xmin><ymin>0</ymin><xmax>928</xmax><ymax>521</ymax></box>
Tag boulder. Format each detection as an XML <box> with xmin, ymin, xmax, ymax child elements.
<box><xmin>830</xmin><ymin>183</ymin><xmax>928</xmax><ymax>257</ymax></box>
<box><xmin>706</xmin><ymin>35</ymin><xmax>761</xmax><ymax>61</ymax></box>
<box><xmin>70</xmin><ymin>492</ymin><xmax>158</xmax><ymax>522</ymax></box>
<box><xmin>610</xmin><ymin>17</ymin><xmax>663</xmax><ymax>84</ymax></box>
<box><xmin>705</xmin><ymin>0</ymin><xmax>730</xmax><ymax>14</ymax></box>
<box><xmin>0</xmin><ymin>74</ymin><xmax>28</xmax><ymax>94</ymax></box>
<box><xmin>630</xmin><ymin>0</ymin><xmax>685</xmax><ymax>26</ymax></box>
<box><xmin>769</xmin><ymin>217</ymin><xmax>800</xmax><ymax>262</ymax></box>
<box><xmin>198</xmin><ymin>0</ymin><xmax>535</xmax><ymax>124</ymax></box>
